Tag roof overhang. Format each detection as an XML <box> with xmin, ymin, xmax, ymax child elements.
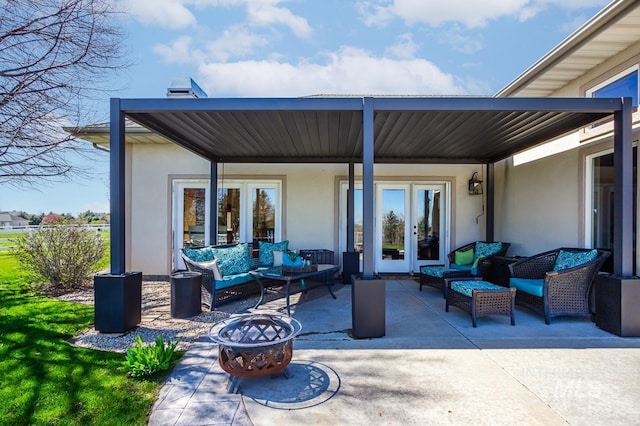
<box><xmin>100</xmin><ymin>96</ymin><xmax>621</xmax><ymax>165</ymax></box>
<box><xmin>497</xmin><ymin>0</ymin><xmax>640</xmax><ymax>97</ymax></box>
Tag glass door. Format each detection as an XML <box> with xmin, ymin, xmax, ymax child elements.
<box><xmin>173</xmin><ymin>180</ymin><xmax>209</xmax><ymax>270</ymax></box>
<box><xmin>376</xmin><ymin>184</ymin><xmax>411</xmax><ymax>273</ymax></box>
<box><xmin>412</xmin><ymin>183</ymin><xmax>447</xmax><ymax>271</ymax></box>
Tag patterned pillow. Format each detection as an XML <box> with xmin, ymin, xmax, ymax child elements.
<box><xmin>211</xmin><ymin>243</ymin><xmax>255</xmax><ymax>276</ymax></box>
<box><xmin>258</xmin><ymin>240</ymin><xmax>289</xmax><ymax>266</ymax></box>
<box><xmin>474</xmin><ymin>241</ymin><xmax>502</xmax><ymax>261</ymax></box>
<box><xmin>182</xmin><ymin>247</ymin><xmax>214</xmax><ymax>262</ymax></box>
<box><xmin>553</xmin><ymin>249</ymin><xmax>598</xmax><ymax>271</ymax></box>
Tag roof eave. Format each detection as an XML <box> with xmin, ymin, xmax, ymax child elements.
<box><xmin>495</xmin><ymin>0</ymin><xmax>639</xmax><ymax>98</ymax></box>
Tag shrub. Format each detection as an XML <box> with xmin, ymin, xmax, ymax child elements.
<box><xmin>124</xmin><ymin>335</ymin><xmax>180</xmax><ymax>378</ymax></box>
<box><xmin>12</xmin><ymin>225</ymin><xmax>105</xmax><ymax>292</ymax></box>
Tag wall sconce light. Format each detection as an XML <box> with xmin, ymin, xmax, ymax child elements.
<box><xmin>468</xmin><ymin>171</ymin><xmax>483</xmax><ymax>195</ymax></box>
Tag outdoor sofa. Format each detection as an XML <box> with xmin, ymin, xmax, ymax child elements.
<box><xmin>181</xmin><ymin>240</ymin><xmax>289</xmax><ymax>309</ymax></box>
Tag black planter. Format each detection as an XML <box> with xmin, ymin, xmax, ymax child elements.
<box><xmin>342</xmin><ymin>252</ymin><xmax>360</xmax><ymax>284</ymax></box>
<box><xmin>594</xmin><ymin>274</ymin><xmax>640</xmax><ymax>337</ymax></box>
<box><xmin>351</xmin><ymin>274</ymin><xmax>385</xmax><ymax>338</ymax></box>
<box><xmin>94</xmin><ymin>272</ymin><xmax>142</xmax><ymax>333</ymax></box>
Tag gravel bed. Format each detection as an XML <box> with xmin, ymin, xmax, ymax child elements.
<box><xmin>58</xmin><ymin>281</ymin><xmax>266</xmax><ymax>353</ymax></box>
<box><xmin>59</xmin><ymin>279</ymin><xmax>343</xmax><ymax>353</ymax></box>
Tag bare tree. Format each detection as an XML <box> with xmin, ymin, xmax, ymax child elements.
<box><xmin>0</xmin><ymin>0</ymin><xmax>127</xmax><ymax>188</ymax></box>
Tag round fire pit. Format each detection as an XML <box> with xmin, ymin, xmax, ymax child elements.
<box><xmin>209</xmin><ymin>313</ymin><xmax>302</xmax><ymax>378</ymax></box>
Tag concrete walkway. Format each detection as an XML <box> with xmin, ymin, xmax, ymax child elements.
<box><xmin>149</xmin><ymin>279</ymin><xmax>640</xmax><ymax>425</ymax></box>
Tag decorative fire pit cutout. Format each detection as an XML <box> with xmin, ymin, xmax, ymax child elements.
<box><xmin>209</xmin><ymin>313</ymin><xmax>302</xmax><ymax>392</ymax></box>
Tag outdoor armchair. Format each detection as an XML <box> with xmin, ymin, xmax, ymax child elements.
<box><xmin>420</xmin><ymin>241</ymin><xmax>511</xmax><ymax>297</ymax></box>
<box><xmin>508</xmin><ymin>247</ymin><xmax>609</xmax><ymax>324</ymax></box>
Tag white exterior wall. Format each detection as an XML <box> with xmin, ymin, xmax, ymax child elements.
<box><xmin>494</xmin><ymin>39</ymin><xmax>640</xmax><ymax>257</ymax></box>
<box><xmin>127</xmin><ymin>143</ymin><xmax>488</xmax><ymax>276</ymax></box>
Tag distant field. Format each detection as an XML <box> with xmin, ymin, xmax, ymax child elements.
<box><xmin>0</xmin><ymin>228</ymin><xmax>109</xmax><ymax>251</ymax></box>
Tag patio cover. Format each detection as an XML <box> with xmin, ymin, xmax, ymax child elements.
<box><xmin>108</xmin><ymin>96</ymin><xmax>633</xmax><ymax>280</ymax></box>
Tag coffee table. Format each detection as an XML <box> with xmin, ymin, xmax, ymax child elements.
<box><xmin>250</xmin><ymin>264</ymin><xmax>340</xmax><ymax>316</ymax></box>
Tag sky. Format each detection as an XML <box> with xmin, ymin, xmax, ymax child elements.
<box><xmin>0</xmin><ymin>0</ymin><xmax>611</xmax><ymax>216</ymax></box>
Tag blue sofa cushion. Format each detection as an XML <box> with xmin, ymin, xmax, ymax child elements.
<box><xmin>210</xmin><ymin>243</ymin><xmax>254</xmax><ymax>276</ymax></box>
<box><xmin>474</xmin><ymin>241</ymin><xmax>502</xmax><ymax>261</ymax></box>
<box><xmin>553</xmin><ymin>249</ymin><xmax>598</xmax><ymax>271</ymax></box>
<box><xmin>182</xmin><ymin>246</ymin><xmax>214</xmax><ymax>262</ymax></box>
<box><xmin>450</xmin><ymin>263</ymin><xmax>473</xmax><ymax>272</ymax></box>
<box><xmin>450</xmin><ymin>280</ymin><xmax>504</xmax><ymax>297</ymax></box>
<box><xmin>215</xmin><ymin>272</ymin><xmax>255</xmax><ymax>289</ymax></box>
<box><xmin>258</xmin><ymin>240</ymin><xmax>289</xmax><ymax>266</ymax></box>
<box><xmin>421</xmin><ymin>266</ymin><xmax>446</xmax><ymax>278</ymax></box>
<box><xmin>509</xmin><ymin>277</ymin><xmax>544</xmax><ymax>297</ymax></box>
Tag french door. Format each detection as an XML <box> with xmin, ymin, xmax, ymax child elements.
<box><xmin>341</xmin><ymin>181</ymin><xmax>449</xmax><ymax>274</ymax></box>
<box><xmin>173</xmin><ymin>179</ymin><xmax>282</xmax><ymax>271</ymax></box>
<box><xmin>376</xmin><ymin>183</ymin><xmax>448</xmax><ymax>273</ymax></box>
<box><xmin>173</xmin><ymin>180</ymin><xmax>210</xmax><ymax>270</ymax></box>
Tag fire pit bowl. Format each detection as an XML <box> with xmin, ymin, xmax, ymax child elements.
<box><xmin>209</xmin><ymin>313</ymin><xmax>302</xmax><ymax>378</ymax></box>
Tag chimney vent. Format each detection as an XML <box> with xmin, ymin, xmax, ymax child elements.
<box><xmin>167</xmin><ymin>78</ymin><xmax>208</xmax><ymax>98</ymax></box>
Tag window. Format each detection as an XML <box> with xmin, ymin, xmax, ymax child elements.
<box><xmin>588</xmin><ymin>67</ymin><xmax>638</xmax><ymax>106</ymax></box>
<box><xmin>217</xmin><ymin>180</ymin><xmax>282</xmax><ymax>245</ymax></box>
<box><xmin>588</xmin><ymin>148</ymin><xmax>637</xmax><ymax>273</ymax></box>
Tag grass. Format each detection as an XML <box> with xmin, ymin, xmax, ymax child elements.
<box><xmin>0</xmin><ymin>249</ymin><xmax>174</xmax><ymax>425</ymax></box>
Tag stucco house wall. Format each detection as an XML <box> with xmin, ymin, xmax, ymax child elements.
<box><xmin>494</xmin><ymin>36</ymin><xmax>640</xmax><ymax>260</ymax></box>
<box><xmin>125</xmin><ymin>139</ymin><xmax>487</xmax><ymax>276</ymax></box>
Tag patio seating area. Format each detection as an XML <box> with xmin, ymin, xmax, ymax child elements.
<box><xmin>150</xmin><ymin>278</ymin><xmax>640</xmax><ymax>426</ymax></box>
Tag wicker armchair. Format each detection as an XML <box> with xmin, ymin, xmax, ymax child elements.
<box><xmin>446</xmin><ymin>241</ymin><xmax>511</xmax><ymax>279</ymax></box>
<box><xmin>420</xmin><ymin>241</ymin><xmax>511</xmax><ymax>297</ymax></box>
<box><xmin>508</xmin><ymin>248</ymin><xmax>609</xmax><ymax>324</ymax></box>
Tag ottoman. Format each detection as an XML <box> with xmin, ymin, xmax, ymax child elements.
<box><xmin>445</xmin><ymin>278</ymin><xmax>516</xmax><ymax>327</ymax></box>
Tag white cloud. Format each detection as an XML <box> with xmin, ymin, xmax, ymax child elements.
<box><xmin>154</xmin><ymin>36</ymin><xmax>200</xmax><ymax>64</ymax></box>
<box><xmin>198</xmin><ymin>46</ymin><xmax>471</xmax><ymax>97</ymax></box>
<box><xmin>125</xmin><ymin>0</ymin><xmax>196</xmax><ymax>29</ymax></box>
<box><xmin>206</xmin><ymin>25</ymin><xmax>270</xmax><ymax>61</ymax></box>
<box><xmin>246</xmin><ymin>1</ymin><xmax>312</xmax><ymax>38</ymax></box>
<box><xmin>438</xmin><ymin>26</ymin><xmax>484</xmax><ymax>54</ymax></box>
<box><xmin>385</xmin><ymin>33</ymin><xmax>419</xmax><ymax>59</ymax></box>
<box><xmin>357</xmin><ymin>0</ymin><xmax>609</xmax><ymax>28</ymax></box>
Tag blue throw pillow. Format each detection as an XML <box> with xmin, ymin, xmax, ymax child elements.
<box><xmin>474</xmin><ymin>241</ymin><xmax>502</xmax><ymax>261</ymax></box>
<box><xmin>553</xmin><ymin>249</ymin><xmax>598</xmax><ymax>271</ymax></box>
<box><xmin>258</xmin><ymin>240</ymin><xmax>289</xmax><ymax>266</ymax></box>
<box><xmin>182</xmin><ymin>247</ymin><xmax>214</xmax><ymax>262</ymax></box>
<box><xmin>211</xmin><ymin>243</ymin><xmax>255</xmax><ymax>276</ymax></box>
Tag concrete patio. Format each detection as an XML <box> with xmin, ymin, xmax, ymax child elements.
<box><xmin>149</xmin><ymin>278</ymin><xmax>640</xmax><ymax>425</ymax></box>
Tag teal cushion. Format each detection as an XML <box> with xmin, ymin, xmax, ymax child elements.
<box><xmin>474</xmin><ymin>241</ymin><xmax>502</xmax><ymax>261</ymax></box>
<box><xmin>553</xmin><ymin>249</ymin><xmax>598</xmax><ymax>271</ymax></box>
<box><xmin>509</xmin><ymin>277</ymin><xmax>544</xmax><ymax>297</ymax></box>
<box><xmin>214</xmin><ymin>272</ymin><xmax>255</xmax><ymax>289</ymax></box>
<box><xmin>421</xmin><ymin>266</ymin><xmax>446</xmax><ymax>278</ymax></box>
<box><xmin>450</xmin><ymin>280</ymin><xmax>504</xmax><ymax>297</ymax></box>
<box><xmin>258</xmin><ymin>240</ymin><xmax>289</xmax><ymax>266</ymax></box>
<box><xmin>450</xmin><ymin>263</ymin><xmax>473</xmax><ymax>272</ymax></box>
<box><xmin>210</xmin><ymin>243</ymin><xmax>254</xmax><ymax>276</ymax></box>
<box><xmin>182</xmin><ymin>247</ymin><xmax>214</xmax><ymax>262</ymax></box>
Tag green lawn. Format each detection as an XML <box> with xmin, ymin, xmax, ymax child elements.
<box><xmin>0</xmin><ymin>249</ymin><xmax>171</xmax><ymax>425</ymax></box>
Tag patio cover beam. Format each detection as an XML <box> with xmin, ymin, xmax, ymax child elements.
<box><xmin>613</xmin><ymin>97</ymin><xmax>633</xmax><ymax>278</ymax></box>
<box><xmin>109</xmin><ymin>98</ymin><xmax>126</xmax><ymax>275</ymax></box>
<box><xmin>362</xmin><ymin>98</ymin><xmax>375</xmax><ymax>278</ymax></box>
